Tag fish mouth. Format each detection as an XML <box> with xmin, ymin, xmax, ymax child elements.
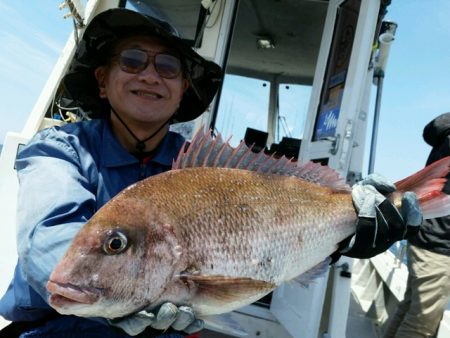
<box><xmin>47</xmin><ymin>280</ymin><xmax>102</xmax><ymax>307</ymax></box>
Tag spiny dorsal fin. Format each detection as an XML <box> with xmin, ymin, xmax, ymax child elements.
<box><xmin>173</xmin><ymin>127</ymin><xmax>350</xmax><ymax>192</ymax></box>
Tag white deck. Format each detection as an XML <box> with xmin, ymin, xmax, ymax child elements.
<box><xmin>199</xmin><ymin>292</ymin><xmax>377</xmax><ymax>338</ymax></box>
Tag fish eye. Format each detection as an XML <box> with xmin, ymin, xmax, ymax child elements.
<box><xmin>103</xmin><ymin>230</ymin><xmax>128</xmax><ymax>255</ymax></box>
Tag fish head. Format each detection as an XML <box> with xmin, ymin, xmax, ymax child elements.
<box><xmin>47</xmin><ymin>198</ymin><xmax>182</xmax><ymax>319</ymax></box>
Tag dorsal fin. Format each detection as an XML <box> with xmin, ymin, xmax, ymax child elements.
<box><xmin>173</xmin><ymin>127</ymin><xmax>350</xmax><ymax>192</ymax></box>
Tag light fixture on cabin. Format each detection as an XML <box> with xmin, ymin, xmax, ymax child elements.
<box><xmin>256</xmin><ymin>36</ymin><xmax>275</xmax><ymax>49</ymax></box>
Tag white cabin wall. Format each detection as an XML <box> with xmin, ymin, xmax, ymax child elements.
<box><xmin>195</xmin><ymin>0</ymin><xmax>237</xmax><ymax>132</ymax></box>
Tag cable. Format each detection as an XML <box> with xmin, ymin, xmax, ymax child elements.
<box><xmin>206</xmin><ymin>0</ymin><xmax>223</xmax><ymax>28</ymax></box>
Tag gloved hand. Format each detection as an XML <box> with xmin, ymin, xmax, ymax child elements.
<box><xmin>109</xmin><ymin>302</ymin><xmax>204</xmax><ymax>336</ymax></box>
<box><xmin>336</xmin><ymin>173</ymin><xmax>422</xmax><ymax>259</ymax></box>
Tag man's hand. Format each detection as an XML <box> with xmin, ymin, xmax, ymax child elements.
<box><xmin>337</xmin><ymin>173</ymin><xmax>422</xmax><ymax>259</ymax></box>
<box><xmin>109</xmin><ymin>303</ymin><xmax>204</xmax><ymax>336</ymax></box>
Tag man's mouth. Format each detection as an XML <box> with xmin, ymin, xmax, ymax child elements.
<box><xmin>132</xmin><ymin>90</ymin><xmax>163</xmax><ymax>99</ymax></box>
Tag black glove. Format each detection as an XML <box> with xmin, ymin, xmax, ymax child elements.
<box><xmin>332</xmin><ymin>174</ymin><xmax>422</xmax><ymax>261</ymax></box>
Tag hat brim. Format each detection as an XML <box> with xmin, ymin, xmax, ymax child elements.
<box><xmin>63</xmin><ymin>8</ymin><xmax>222</xmax><ymax>123</ymax></box>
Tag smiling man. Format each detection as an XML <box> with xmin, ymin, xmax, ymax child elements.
<box><xmin>0</xmin><ymin>8</ymin><xmax>222</xmax><ymax>338</ymax></box>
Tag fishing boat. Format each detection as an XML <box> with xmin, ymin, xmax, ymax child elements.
<box><xmin>0</xmin><ymin>1</ymin><xmax>449</xmax><ymax>337</ymax></box>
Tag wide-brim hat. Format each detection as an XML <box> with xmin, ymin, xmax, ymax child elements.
<box><xmin>63</xmin><ymin>8</ymin><xmax>223</xmax><ymax>123</ymax></box>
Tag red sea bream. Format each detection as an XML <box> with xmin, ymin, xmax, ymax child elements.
<box><xmin>46</xmin><ymin>129</ymin><xmax>450</xmax><ymax>319</ymax></box>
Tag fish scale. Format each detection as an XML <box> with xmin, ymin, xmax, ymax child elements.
<box><xmin>147</xmin><ymin>167</ymin><xmax>357</xmax><ymax>285</ymax></box>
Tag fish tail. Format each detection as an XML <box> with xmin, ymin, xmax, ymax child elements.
<box><xmin>394</xmin><ymin>156</ymin><xmax>450</xmax><ymax>219</ymax></box>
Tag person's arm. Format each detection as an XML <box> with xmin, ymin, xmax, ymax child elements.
<box><xmin>16</xmin><ymin>129</ymin><xmax>202</xmax><ymax>335</ymax></box>
<box><xmin>332</xmin><ymin>174</ymin><xmax>422</xmax><ymax>261</ymax></box>
<box><xmin>15</xmin><ymin>130</ymin><xmax>97</xmax><ymax>299</ymax></box>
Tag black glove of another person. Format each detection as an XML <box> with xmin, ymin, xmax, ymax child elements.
<box><xmin>333</xmin><ymin>173</ymin><xmax>422</xmax><ymax>260</ymax></box>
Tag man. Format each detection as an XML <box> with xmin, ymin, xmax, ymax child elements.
<box><xmin>0</xmin><ymin>7</ymin><xmax>419</xmax><ymax>338</ymax></box>
<box><xmin>383</xmin><ymin>113</ymin><xmax>450</xmax><ymax>338</ymax></box>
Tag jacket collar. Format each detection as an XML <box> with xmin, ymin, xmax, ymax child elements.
<box><xmin>101</xmin><ymin>120</ymin><xmax>181</xmax><ymax>168</ymax></box>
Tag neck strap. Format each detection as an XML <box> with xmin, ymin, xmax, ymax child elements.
<box><xmin>110</xmin><ymin>109</ymin><xmax>171</xmax><ymax>152</ymax></box>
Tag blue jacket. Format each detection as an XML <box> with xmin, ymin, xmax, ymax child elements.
<box><xmin>0</xmin><ymin>119</ymin><xmax>185</xmax><ymax>324</ymax></box>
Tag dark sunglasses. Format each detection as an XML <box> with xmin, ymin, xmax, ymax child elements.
<box><xmin>114</xmin><ymin>48</ymin><xmax>182</xmax><ymax>79</ymax></box>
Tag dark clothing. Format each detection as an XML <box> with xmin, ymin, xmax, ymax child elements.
<box><xmin>0</xmin><ymin>315</ymin><xmax>183</xmax><ymax>338</ymax></box>
<box><xmin>409</xmin><ymin>113</ymin><xmax>450</xmax><ymax>256</ymax></box>
<box><xmin>383</xmin><ymin>113</ymin><xmax>450</xmax><ymax>337</ymax></box>
<box><xmin>411</xmin><ymin>217</ymin><xmax>450</xmax><ymax>255</ymax></box>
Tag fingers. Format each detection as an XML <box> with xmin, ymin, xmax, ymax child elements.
<box><xmin>150</xmin><ymin>303</ymin><xmax>203</xmax><ymax>334</ymax></box>
<box><xmin>357</xmin><ymin>173</ymin><xmax>396</xmax><ymax>194</ymax></box>
<box><xmin>171</xmin><ymin>306</ymin><xmax>196</xmax><ymax>331</ymax></box>
<box><xmin>402</xmin><ymin>191</ymin><xmax>422</xmax><ymax>239</ymax></box>
<box><xmin>151</xmin><ymin>302</ymin><xmax>179</xmax><ymax>330</ymax></box>
<box><xmin>401</xmin><ymin>191</ymin><xmax>422</xmax><ymax>226</ymax></box>
<box><xmin>110</xmin><ymin>303</ymin><xmax>203</xmax><ymax>335</ymax></box>
<box><xmin>352</xmin><ymin>184</ymin><xmax>385</xmax><ymax>216</ymax></box>
<box><xmin>184</xmin><ymin>319</ymin><xmax>205</xmax><ymax>334</ymax></box>
<box><xmin>109</xmin><ymin>311</ymin><xmax>155</xmax><ymax>336</ymax></box>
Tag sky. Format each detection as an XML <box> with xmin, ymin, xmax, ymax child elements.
<box><xmin>374</xmin><ymin>0</ymin><xmax>450</xmax><ymax>180</ymax></box>
<box><xmin>0</xmin><ymin>1</ymin><xmax>72</xmax><ymax>137</ymax></box>
<box><xmin>1</xmin><ymin>0</ymin><xmax>450</xmax><ymax>182</ymax></box>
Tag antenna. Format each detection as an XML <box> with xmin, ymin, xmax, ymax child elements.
<box><xmin>59</xmin><ymin>0</ymin><xmax>85</xmax><ymax>28</ymax></box>
<box><xmin>368</xmin><ymin>21</ymin><xmax>398</xmax><ymax>174</ymax></box>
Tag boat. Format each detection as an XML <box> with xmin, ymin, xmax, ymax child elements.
<box><xmin>0</xmin><ymin>0</ymin><xmax>449</xmax><ymax>337</ymax></box>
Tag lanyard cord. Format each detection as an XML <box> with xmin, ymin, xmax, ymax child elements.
<box><xmin>110</xmin><ymin>108</ymin><xmax>172</xmax><ymax>152</ymax></box>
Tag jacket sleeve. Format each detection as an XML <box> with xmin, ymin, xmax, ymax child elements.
<box><xmin>15</xmin><ymin>128</ymin><xmax>97</xmax><ymax>302</ymax></box>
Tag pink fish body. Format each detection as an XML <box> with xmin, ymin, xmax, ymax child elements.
<box><xmin>47</xmin><ymin>129</ymin><xmax>450</xmax><ymax>319</ymax></box>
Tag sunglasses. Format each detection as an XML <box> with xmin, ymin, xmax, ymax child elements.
<box><xmin>114</xmin><ymin>48</ymin><xmax>182</xmax><ymax>79</ymax></box>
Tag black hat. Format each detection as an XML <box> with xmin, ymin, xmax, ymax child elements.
<box><xmin>63</xmin><ymin>8</ymin><xmax>223</xmax><ymax>123</ymax></box>
<box><xmin>423</xmin><ymin>112</ymin><xmax>450</xmax><ymax>147</ymax></box>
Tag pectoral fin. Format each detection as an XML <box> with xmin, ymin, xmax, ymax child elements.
<box><xmin>181</xmin><ymin>275</ymin><xmax>275</xmax><ymax>316</ymax></box>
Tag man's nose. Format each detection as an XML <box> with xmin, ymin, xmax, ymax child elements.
<box><xmin>137</xmin><ymin>59</ymin><xmax>161</xmax><ymax>82</ymax></box>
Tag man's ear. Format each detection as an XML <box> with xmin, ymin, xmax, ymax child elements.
<box><xmin>94</xmin><ymin>66</ymin><xmax>107</xmax><ymax>98</ymax></box>
<box><xmin>182</xmin><ymin>79</ymin><xmax>189</xmax><ymax>93</ymax></box>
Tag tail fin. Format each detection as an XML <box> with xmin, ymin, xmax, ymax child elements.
<box><xmin>395</xmin><ymin>156</ymin><xmax>450</xmax><ymax>219</ymax></box>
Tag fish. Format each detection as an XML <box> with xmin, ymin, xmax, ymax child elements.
<box><xmin>46</xmin><ymin>128</ymin><xmax>450</xmax><ymax>320</ymax></box>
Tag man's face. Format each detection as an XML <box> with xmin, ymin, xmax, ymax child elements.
<box><xmin>95</xmin><ymin>36</ymin><xmax>188</xmax><ymax>126</ymax></box>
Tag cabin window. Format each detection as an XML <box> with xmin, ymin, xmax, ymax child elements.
<box><xmin>277</xmin><ymin>83</ymin><xmax>311</xmax><ymax>143</ymax></box>
<box><xmin>211</xmin><ymin>0</ymin><xmax>327</xmax><ymax>158</ymax></box>
<box><xmin>214</xmin><ymin>75</ymin><xmax>270</xmax><ymax>147</ymax></box>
